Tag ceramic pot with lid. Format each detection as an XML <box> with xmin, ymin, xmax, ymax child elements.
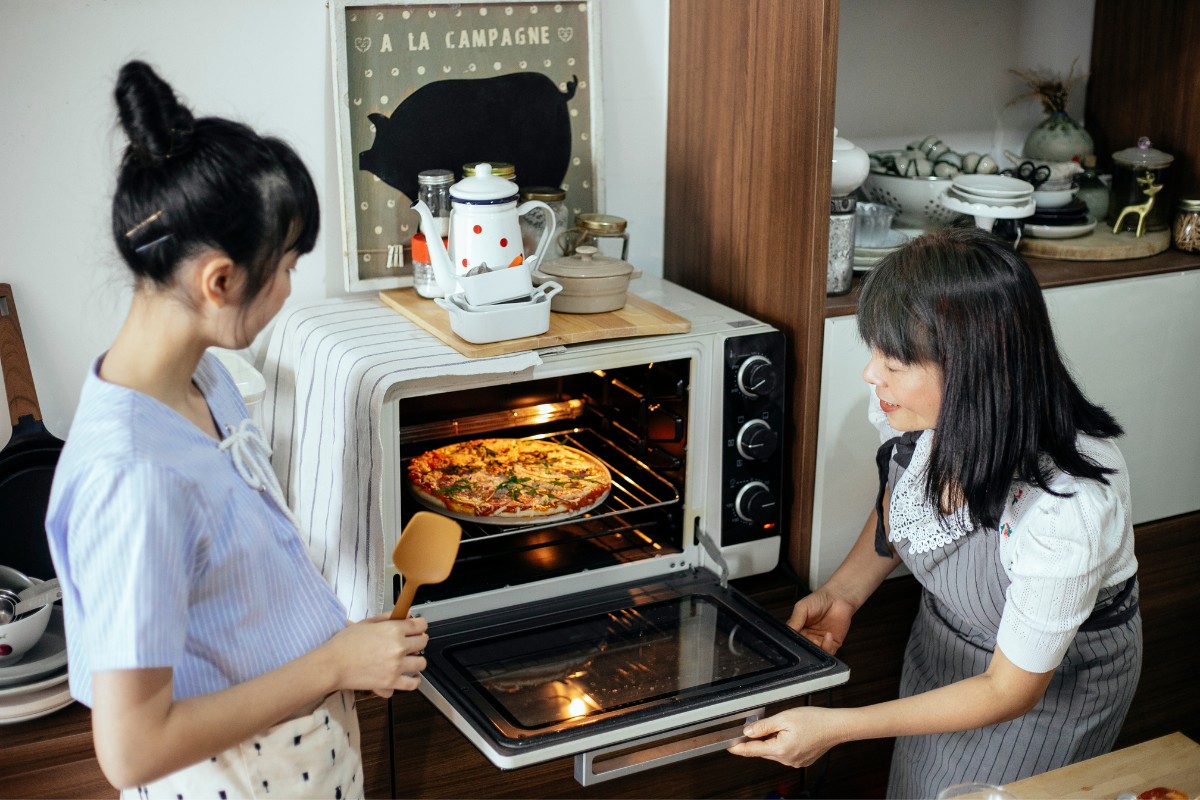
<box><xmin>531</xmin><ymin>246</ymin><xmax>642</xmax><ymax>314</ymax></box>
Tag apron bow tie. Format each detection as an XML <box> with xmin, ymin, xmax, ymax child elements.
<box><xmin>873</xmin><ymin>430</ymin><xmax>923</xmax><ymax>557</ymax></box>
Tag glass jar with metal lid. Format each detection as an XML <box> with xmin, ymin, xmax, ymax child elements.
<box><xmin>1174</xmin><ymin>196</ymin><xmax>1200</xmax><ymax>253</ymax></box>
<box><xmin>559</xmin><ymin>213</ymin><xmax>630</xmax><ymax>261</ymax></box>
<box><xmin>519</xmin><ymin>186</ymin><xmax>568</xmax><ymax>258</ymax></box>
<box><xmin>417</xmin><ymin>169</ymin><xmax>454</xmax><ymax>239</ymax></box>
<box><xmin>463</xmin><ymin>161</ymin><xmax>516</xmax><ymax>182</ymax></box>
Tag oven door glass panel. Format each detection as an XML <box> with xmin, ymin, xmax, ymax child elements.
<box><xmin>420</xmin><ymin>571</ymin><xmax>848</xmax><ymax>759</ymax></box>
<box><xmin>456</xmin><ymin>594</ymin><xmax>789</xmax><ymax>729</ymax></box>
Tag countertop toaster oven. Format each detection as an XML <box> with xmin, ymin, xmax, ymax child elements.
<box><xmin>376</xmin><ymin>278</ymin><xmax>849</xmax><ymax>784</ymax></box>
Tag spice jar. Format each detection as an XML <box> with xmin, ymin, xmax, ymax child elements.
<box><xmin>519</xmin><ymin>186</ymin><xmax>568</xmax><ymax>259</ymax></box>
<box><xmin>559</xmin><ymin>213</ymin><xmax>630</xmax><ymax>260</ymax></box>
<box><xmin>417</xmin><ymin>169</ymin><xmax>454</xmax><ymax>238</ymax></box>
<box><xmin>1174</xmin><ymin>197</ymin><xmax>1200</xmax><ymax>253</ymax></box>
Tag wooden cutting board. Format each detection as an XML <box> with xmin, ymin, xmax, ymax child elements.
<box><xmin>1004</xmin><ymin>732</ymin><xmax>1200</xmax><ymax>798</ymax></box>
<box><xmin>379</xmin><ymin>288</ymin><xmax>691</xmax><ymax>358</ymax></box>
<box><xmin>1019</xmin><ymin>226</ymin><xmax>1169</xmax><ymax>261</ymax></box>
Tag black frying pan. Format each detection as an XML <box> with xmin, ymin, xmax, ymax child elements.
<box><xmin>0</xmin><ymin>283</ymin><xmax>63</xmax><ymax>580</ymax></box>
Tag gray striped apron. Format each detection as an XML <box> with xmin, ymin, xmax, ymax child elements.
<box><xmin>878</xmin><ymin>446</ymin><xmax>1142</xmax><ymax>798</ymax></box>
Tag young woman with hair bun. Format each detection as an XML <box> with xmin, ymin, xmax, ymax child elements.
<box><xmin>731</xmin><ymin>227</ymin><xmax>1142</xmax><ymax>797</ymax></box>
<box><xmin>46</xmin><ymin>61</ymin><xmax>426</xmax><ymax>799</ymax></box>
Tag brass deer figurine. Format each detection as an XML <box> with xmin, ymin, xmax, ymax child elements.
<box><xmin>1112</xmin><ymin>172</ymin><xmax>1163</xmax><ymax>238</ymax></box>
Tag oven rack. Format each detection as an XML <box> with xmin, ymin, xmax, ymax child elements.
<box><xmin>402</xmin><ymin>428</ymin><xmax>682</xmax><ymax>542</ymax></box>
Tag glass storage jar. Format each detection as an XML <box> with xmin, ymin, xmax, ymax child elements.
<box><xmin>1174</xmin><ymin>197</ymin><xmax>1200</xmax><ymax>253</ymax></box>
<box><xmin>417</xmin><ymin>169</ymin><xmax>454</xmax><ymax>239</ymax></box>
<box><xmin>559</xmin><ymin>213</ymin><xmax>630</xmax><ymax>260</ymax></box>
<box><xmin>410</xmin><ymin>232</ymin><xmax>447</xmax><ymax>298</ymax></box>
<box><xmin>463</xmin><ymin>161</ymin><xmax>516</xmax><ymax>182</ymax></box>
<box><xmin>519</xmin><ymin>186</ymin><xmax>568</xmax><ymax>259</ymax></box>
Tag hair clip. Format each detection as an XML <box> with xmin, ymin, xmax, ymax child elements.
<box><xmin>125</xmin><ymin>209</ymin><xmax>164</xmax><ymax>239</ymax></box>
<box><xmin>133</xmin><ymin>233</ymin><xmax>173</xmax><ymax>254</ymax></box>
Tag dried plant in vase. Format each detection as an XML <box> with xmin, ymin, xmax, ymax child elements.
<box><xmin>1008</xmin><ymin>58</ymin><xmax>1094</xmax><ymax>163</ymax></box>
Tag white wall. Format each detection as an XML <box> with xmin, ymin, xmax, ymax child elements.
<box><xmin>0</xmin><ymin>0</ymin><xmax>669</xmax><ymax>446</ymax></box>
<box><xmin>835</xmin><ymin>0</ymin><xmax>1095</xmax><ymax>164</ymax></box>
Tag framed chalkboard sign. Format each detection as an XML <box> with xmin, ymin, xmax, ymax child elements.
<box><xmin>330</xmin><ymin>0</ymin><xmax>603</xmax><ymax>292</ymax></box>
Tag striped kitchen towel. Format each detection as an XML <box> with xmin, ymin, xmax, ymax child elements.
<box><xmin>260</xmin><ymin>296</ymin><xmax>542</xmax><ymax>619</ymax></box>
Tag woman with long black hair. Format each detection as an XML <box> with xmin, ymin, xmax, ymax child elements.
<box><xmin>730</xmin><ymin>227</ymin><xmax>1141</xmax><ymax>797</ymax></box>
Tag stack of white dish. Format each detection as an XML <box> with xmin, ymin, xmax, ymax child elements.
<box><xmin>0</xmin><ymin>567</ymin><xmax>70</xmax><ymax>725</ymax></box>
<box><xmin>940</xmin><ymin>175</ymin><xmax>1037</xmax><ymax>232</ymax></box>
<box><xmin>854</xmin><ymin>229</ymin><xmax>910</xmax><ymax>271</ymax></box>
<box><xmin>435</xmin><ymin>279</ymin><xmax>562</xmax><ymax>344</ymax></box>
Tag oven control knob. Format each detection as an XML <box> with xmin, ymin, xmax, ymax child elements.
<box><xmin>736</xmin><ymin>419</ymin><xmax>778</xmax><ymax>460</ymax></box>
<box><xmin>734</xmin><ymin>481</ymin><xmax>776</xmax><ymax>525</ymax></box>
<box><xmin>737</xmin><ymin>355</ymin><xmax>778</xmax><ymax>398</ymax></box>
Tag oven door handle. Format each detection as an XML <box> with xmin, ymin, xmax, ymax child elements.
<box><xmin>573</xmin><ymin>708</ymin><xmax>764</xmax><ymax>786</ymax></box>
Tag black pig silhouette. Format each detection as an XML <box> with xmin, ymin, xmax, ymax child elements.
<box><xmin>359</xmin><ymin>72</ymin><xmax>577</xmax><ymax>201</ymax></box>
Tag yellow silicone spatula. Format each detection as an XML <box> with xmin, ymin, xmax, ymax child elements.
<box><xmin>389</xmin><ymin>511</ymin><xmax>462</xmax><ymax>620</ymax></box>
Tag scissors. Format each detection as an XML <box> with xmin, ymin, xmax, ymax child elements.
<box><xmin>1002</xmin><ymin>160</ymin><xmax>1052</xmax><ymax>188</ymax></box>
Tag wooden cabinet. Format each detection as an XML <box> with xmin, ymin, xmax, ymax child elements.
<box><xmin>664</xmin><ymin>0</ymin><xmax>840</xmax><ymax>582</ymax></box>
<box><xmin>664</xmin><ymin>2</ymin><xmax>1200</xmax><ymax>797</ymax></box>
<box><xmin>0</xmin><ymin>692</ymin><xmax>391</xmax><ymax>800</ymax></box>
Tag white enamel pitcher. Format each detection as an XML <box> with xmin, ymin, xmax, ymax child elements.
<box><xmin>411</xmin><ymin>164</ymin><xmax>557</xmax><ymax>296</ymax></box>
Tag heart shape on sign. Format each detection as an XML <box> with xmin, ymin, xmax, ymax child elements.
<box><xmin>558</xmin><ymin>27</ymin><xmax>573</xmax><ymax>43</ymax></box>
<box><xmin>354</xmin><ymin>37</ymin><xmax>371</xmax><ymax>53</ymax></box>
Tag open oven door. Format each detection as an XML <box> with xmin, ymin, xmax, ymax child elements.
<box><xmin>417</xmin><ymin>569</ymin><xmax>849</xmax><ymax>784</ymax></box>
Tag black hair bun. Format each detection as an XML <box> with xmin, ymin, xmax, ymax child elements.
<box><xmin>115</xmin><ymin>60</ymin><xmax>196</xmax><ymax>165</ymax></box>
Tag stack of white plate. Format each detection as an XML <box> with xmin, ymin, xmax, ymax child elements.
<box><xmin>0</xmin><ymin>607</ymin><xmax>71</xmax><ymax>725</ymax></box>
<box><xmin>942</xmin><ymin>174</ymin><xmax>1037</xmax><ymax>217</ymax></box>
<box><xmin>854</xmin><ymin>229</ymin><xmax>909</xmax><ymax>271</ymax></box>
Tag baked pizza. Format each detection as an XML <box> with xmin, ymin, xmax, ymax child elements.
<box><xmin>407</xmin><ymin>438</ymin><xmax>612</xmax><ymax>521</ymax></box>
<box><xmin>1136</xmin><ymin>789</ymin><xmax>1188</xmax><ymax>800</ymax></box>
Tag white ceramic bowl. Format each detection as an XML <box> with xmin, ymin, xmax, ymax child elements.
<box><xmin>1032</xmin><ymin>187</ymin><xmax>1079</xmax><ymax>209</ymax></box>
<box><xmin>0</xmin><ymin>566</ymin><xmax>53</xmax><ymax>666</ymax></box>
<box><xmin>863</xmin><ymin>172</ymin><xmax>961</xmax><ymax>230</ymax></box>
<box><xmin>435</xmin><ymin>282</ymin><xmax>561</xmax><ymax>344</ymax></box>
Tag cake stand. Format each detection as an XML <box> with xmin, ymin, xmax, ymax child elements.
<box><xmin>939</xmin><ymin>191</ymin><xmax>1036</xmax><ymax>233</ymax></box>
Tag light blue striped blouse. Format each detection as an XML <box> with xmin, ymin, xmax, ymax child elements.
<box><xmin>45</xmin><ymin>352</ymin><xmax>348</xmax><ymax>707</ymax></box>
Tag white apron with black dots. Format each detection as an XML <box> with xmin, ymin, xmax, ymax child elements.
<box><xmin>885</xmin><ymin>518</ymin><xmax>1141</xmax><ymax>799</ymax></box>
<box><xmin>124</xmin><ymin>690</ymin><xmax>363</xmax><ymax>800</ymax></box>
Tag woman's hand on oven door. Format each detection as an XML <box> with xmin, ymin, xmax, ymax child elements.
<box><xmin>787</xmin><ymin>588</ymin><xmax>854</xmax><ymax>655</ymax></box>
<box><xmin>318</xmin><ymin>614</ymin><xmax>430</xmax><ymax>698</ymax></box>
<box><xmin>727</xmin><ymin>707</ymin><xmax>842</xmax><ymax>768</ymax></box>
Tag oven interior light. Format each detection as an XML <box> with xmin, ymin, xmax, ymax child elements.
<box><xmin>565</xmin><ymin>689</ymin><xmax>602</xmax><ymax>718</ymax></box>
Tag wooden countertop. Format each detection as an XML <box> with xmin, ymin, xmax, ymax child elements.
<box><xmin>1004</xmin><ymin>732</ymin><xmax>1200</xmax><ymax>799</ymax></box>
<box><xmin>826</xmin><ymin>248</ymin><xmax>1200</xmax><ymax>318</ymax></box>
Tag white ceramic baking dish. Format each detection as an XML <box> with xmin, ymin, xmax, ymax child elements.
<box><xmin>434</xmin><ymin>282</ymin><xmax>562</xmax><ymax>344</ymax></box>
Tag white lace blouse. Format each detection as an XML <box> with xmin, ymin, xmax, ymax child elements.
<box><xmin>868</xmin><ymin>387</ymin><xmax>1139</xmax><ymax>673</ymax></box>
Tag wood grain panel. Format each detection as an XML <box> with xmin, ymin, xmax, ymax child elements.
<box><xmin>1114</xmin><ymin>513</ymin><xmax>1200</xmax><ymax>747</ymax></box>
<box><xmin>664</xmin><ymin>0</ymin><xmax>840</xmax><ymax>584</ymax></box>
<box><xmin>1087</xmin><ymin>0</ymin><xmax>1200</xmax><ymax>196</ymax></box>
<box><xmin>356</xmin><ymin>691</ymin><xmax>393</xmax><ymax>799</ymax></box>
<box><xmin>0</xmin><ymin>702</ymin><xmax>115</xmax><ymax>799</ymax></box>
